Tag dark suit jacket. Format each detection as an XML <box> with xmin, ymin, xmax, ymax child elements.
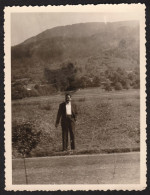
<box><xmin>55</xmin><ymin>102</ymin><xmax>78</xmax><ymax>126</ymax></box>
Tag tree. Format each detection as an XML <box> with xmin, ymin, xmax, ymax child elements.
<box><xmin>12</xmin><ymin>121</ymin><xmax>41</xmax><ymax>184</ymax></box>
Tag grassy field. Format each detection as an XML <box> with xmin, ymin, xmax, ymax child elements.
<box><xmin>12</xmin><ymin>88</ymin><xmax>140</xmax><ymax>158</ymax></box>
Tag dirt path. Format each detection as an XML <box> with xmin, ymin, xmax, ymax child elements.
<box><xmin>12</xmin><ymin>152</ymin><xmax>140</xmax><ymax>184</ymax></box>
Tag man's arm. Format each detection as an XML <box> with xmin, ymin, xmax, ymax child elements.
<box><xmin>55</xmin><ymin>104</ymin><xmax>62</xmax><ymax>127</ymax></box>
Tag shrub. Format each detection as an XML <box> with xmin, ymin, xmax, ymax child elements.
<box><xmin>12</xmin><ymin>121</ymin><xmax>41</xmax><ymax>157</ymax></box>
<box><xmin>12</xmin><ymin>83</ymin><xmax>28</xmax><ymax>100</ymax></box>
<box><xmin>114</xmin><ymin>82</ymin><xmax>123</xmax><ymax>90</ymax></box>
<box><xmin>124</xmin><ymin>81</ymin><xmax>130</xmax><ymax>90</ymax></box>
<box><xmin>133</xmin><ymin>80</ymin><xmax>140</xmax><ymax>89</ymax></box>
<box><xmin>92</xmin><ymin>76</ymin><xmax>100</xmax><ymax>87</ymax></box>
<box><xmin>104</xmin><ymin>81</ymin><xmax>112</xmax><ymax>91</ymax></box>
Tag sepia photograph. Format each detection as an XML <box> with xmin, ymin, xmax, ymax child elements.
<box><xmin>4</xmin><ymin>4</ymin><xmax>146</xmax><ymax>191</ymax></box>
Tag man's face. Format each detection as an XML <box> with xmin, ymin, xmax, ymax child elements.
<box><xmin>66</xmin><ymin>95</ymin><xmax>71</xmax><ymax>103</ymax></box>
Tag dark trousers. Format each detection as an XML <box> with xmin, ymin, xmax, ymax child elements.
<box><xmin>61</xmin><ymin>117</ymin><xmax>75</xmax><ymax>151</ymax></box>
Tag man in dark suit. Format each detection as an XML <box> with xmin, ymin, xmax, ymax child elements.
<box><xmin>55</xmin><ymin>93</ymin><xmax>77</xmax><ymax>151</ymax></box>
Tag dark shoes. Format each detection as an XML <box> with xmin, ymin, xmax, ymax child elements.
<box><xmin>68</xmin><ymin>149</ymin><xmax>75</xmax><ymax>155</ymax></box>
<box><xmin>62</xmin><ymin>148</ymin><xmax>75</xmax><ymax>154</ymax></box>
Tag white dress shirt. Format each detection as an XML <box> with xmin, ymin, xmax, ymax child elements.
<box><xmin>66</xmin><ymin>102</ymin><xmax>72</xmax><ymax>115</ymax></box>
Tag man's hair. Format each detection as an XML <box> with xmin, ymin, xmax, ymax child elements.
<box><xmin>65</xmin><ymin>93</ymin><xmax>71</xmax><ymax>98</ymax></box>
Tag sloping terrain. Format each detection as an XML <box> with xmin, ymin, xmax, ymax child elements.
<box><xmin>11</xmin><ymin>21</ymin><xmax>139</xmax><ymax>82</ymax></box>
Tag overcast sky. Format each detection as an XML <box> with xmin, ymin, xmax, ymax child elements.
<box><xmin>11</xmin><ymin>12</ymin><xmax>139</xmax><ymax>46</ymax></box>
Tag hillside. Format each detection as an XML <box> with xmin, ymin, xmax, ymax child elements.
<box><xmin>11</xmin><ymin>21</ymin><xmax>139</xmax><ymax>83</ymax></box>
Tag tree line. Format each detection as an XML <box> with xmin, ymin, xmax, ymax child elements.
<box><xmin>12</xmin><ymin>63</ymin><xmax>140</xmax><ymax>99</ymax></box>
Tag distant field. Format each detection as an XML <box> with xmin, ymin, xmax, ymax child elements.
<box><xmin>12</xmin><ymin>88</ymin><xmax>140</xmax><ymax>158</ymax></box>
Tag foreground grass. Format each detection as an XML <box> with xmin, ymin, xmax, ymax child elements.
<box><xmin>12</xmin><ymin>88</ymin><xmax>140</xmax><ymax>158</ymax></box>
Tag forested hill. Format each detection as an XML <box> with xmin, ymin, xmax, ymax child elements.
<box><xmin>11</xmin><ymin>21</ymin><xmax>139</xmax><ymax>83</ymax></box>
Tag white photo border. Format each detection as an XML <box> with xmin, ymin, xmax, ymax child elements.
<box><xmin>4</xmin><ymin>4</ymin><xmax>146</xmax><ymax>191</ymax></box>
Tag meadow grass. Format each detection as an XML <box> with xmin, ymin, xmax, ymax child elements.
<box><xmin>12</xmin><ymin>88</ymin><xmax>140</xmax><ymax>158</ymax></box>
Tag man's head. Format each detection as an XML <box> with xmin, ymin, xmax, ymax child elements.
<box><xmin>65</xmin><ymin>93</ymin><xmax>71</xmax><ymax>103</ymax></box>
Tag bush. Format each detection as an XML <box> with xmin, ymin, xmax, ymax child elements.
<box><xmin>104</xmin><ymin>81</ymin><xmax>112</xmax><ymax>91</ymax></box>
<box><xmin>124</xmin><ymin>80</ymin><xmax>130</xmax><ymax>90</ymax></box>
<box><xmin>114</xmin><ymin>82</ymin><xmax>123</xmax><ymax>90</ymax></box>
<box><xmin>27</xmin><ymin>88</ymin><xmax>39</xmax><ymax>97</ymax></box>
<box><xmin>12</xmin><ymin>121</ymin><xmax>41</xmax><ymax>157</ymax></box>
<box><xmin>92</xmin><ymin>76</ymin><xmax>100</xmax><ymax>87</ymax></box>
<box><xmin>12</xmin><ymin>83</ymin><xmax>28</xmax><ymax>100</ymax></box>
<box><xmin>133</xmin><ymin>80</ymin><xmax>140</xmax><ymax>89</ymax></box>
